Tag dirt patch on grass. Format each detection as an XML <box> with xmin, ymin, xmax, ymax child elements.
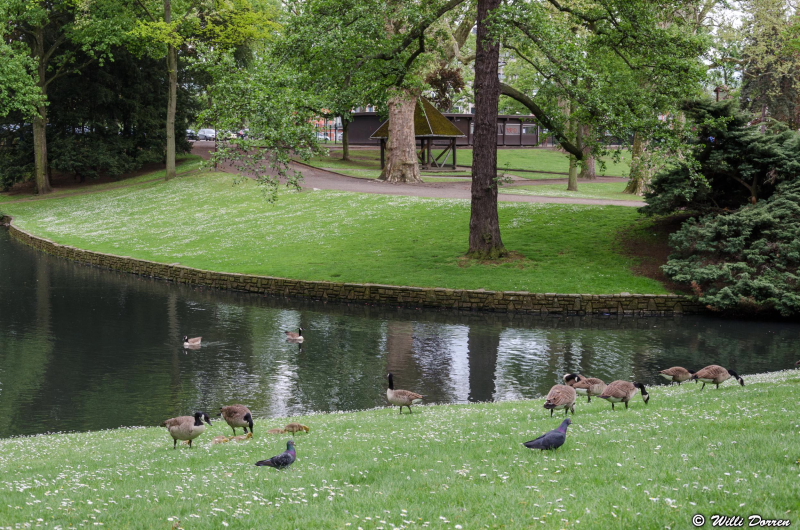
<box><xmin>619</xmin><ymin>214</ymin><xmax>694</xmax><ymax>294</ymax></box>
<box><xmin>457</xmin><ymin>250</ymin><xmax>532</xmax><ymax>269</ymax></box>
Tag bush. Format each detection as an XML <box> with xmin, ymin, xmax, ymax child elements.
<box><xmin>642</xmin><ymin>99</ymin><xmax>800</xmax><ymax>216</ymax></box>
<box><xmin>662</xmin><ymin>179</ymin><xmax>800</xmax><ymax>316</ymax></box>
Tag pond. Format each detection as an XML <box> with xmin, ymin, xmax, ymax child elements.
<box><xmin>1</xmin><ymin>227</ymin><xmax>798</xmax><ymax>438</ymax></box>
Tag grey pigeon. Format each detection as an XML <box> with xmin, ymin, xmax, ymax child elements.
<box><xmin>523</xmin><ymin>418</ymin><xmax>571</xmax><ymax>450</ymax></box>
<box><xmin>255</xmin><ymin>440</ymin><xmax>296</xmax><ymax>469</ymax></box>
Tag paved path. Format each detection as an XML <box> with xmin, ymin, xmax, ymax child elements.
<box><xmin>193</xmin><ymin>141</ymin><xmax>645</xmax><ymax>207</ymax></box>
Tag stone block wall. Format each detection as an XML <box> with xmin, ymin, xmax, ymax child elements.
<box><xmin>2</xmin><ymin>215</ymin><xmax>706</xmax><ymax>315</ymax></box>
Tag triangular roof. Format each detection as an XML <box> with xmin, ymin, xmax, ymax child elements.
<box><xmin>370</xmin><ymin>98</ymin><xmax>465</xmax><ymax>139</ymax></box>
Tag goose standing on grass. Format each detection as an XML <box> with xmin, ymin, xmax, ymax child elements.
<box><xmin>658</xmin><ymin>366</ymin><xmax>696</xmax><ymax>385</ymax></box>
<box><xmin>523</xmin><ymin>418</ymin><xmax>571</xmax><ymax>451</ymax></box>
<box><xmin>183</xmin><ymin>336</ymin><xmax>202</xmax><ymax>348</ymax></box>
<box><xmin>386</xmin><ymin>373</ymin><xmax>425</xmax><ymax>414</ymax></box>
<box><xmin>285</xmin><ymin>328</ymin><xmax>304</xmax><ymax>343</ymax></box>
<box><xmin>598</xmin><ymin>381</ymin><xmax>650</xmax><ymax>410</ymax></box>
<box><xmin>543</xmin><ymin>384</ymin><xmax>576</xmax><ymax>417</ymax></box>
<box><xmin>218</xmin><ymin>404</ymin><xmax>254</xmax><ymax>436</ymax></box>
<box><xmin>563</xmin><ymin>373</ymin><xmax>606</xmax><ymax>403</ymax></box>
<box><xmin>161</xmin><ymin>411</ymin><xmax>212</xmax><ymax>448</ymax></box>
<box><xmin>255</xmin><ymin>440</ymin><xmax>296</xmax><ymax>469</ymax></box>
<box><xmin>692</xmin><ymin>365</ymin><xmax>745</xmax><ymax>389</ymax></box>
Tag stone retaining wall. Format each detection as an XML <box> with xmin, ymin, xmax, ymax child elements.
<box><xmin>2</xmin><ymin>215</ymin><xmax>705</xmax><ymax>315</ymax></box>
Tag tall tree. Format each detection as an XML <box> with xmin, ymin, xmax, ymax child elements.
<box><xmin>496</xmin><ymin>0</ymin><xmax>707</xmax><ymax>195</ymax></box>
<box><xmin>129</xmin><ymin>0</ymin><xmax>275</xmax><ymax>180</ymax></box>
<box><xmin>739</xmin><ymin>0</ymin><xmax>800</xmax><ymax>129</ymax></box>
<box><xmin>468</xmin><ymin>0</ymin><xmax>506</xmax><ymax>259</ymax></box>
<box><xmin>281</xmin><ymin>0</ymin><xmax>468</xmax><ymax>183</ymax></box>
<box><xmin>1</xmin><ymin>0</ymin><xmax>129</xmax><ymax>194</ymax></box>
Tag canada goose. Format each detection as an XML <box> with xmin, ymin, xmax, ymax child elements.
<box><xmin>386</xmin><ymin>373</ymin><xmax>425</xmax><ymax>414</ymax></box>
<box><xmin>285</xmin><ymin>328</ymin><xmax>304</xmax><ymax>342</ymax></box>
<box><xmin>160</xmin><ymin>411</ymin><xmax>212</xmax><ymax>449</ymax></box>
<box><xmin>183</xmin><ymin>336</ymin><xmax>202</xmax><ymax>347</ymax></box>
<box><xmin>658</xmin><ymin>366</ymin><xmax>696</xmax><ymax>385</ymax></box>
<box><xmin>285</xmin><ymin>423</ymin><xmax>310</xmax><ymax>434</ymax></box>
<box><xmin>563</xmin><ymin>373</ymin><xmax>606</xmax><ymax>403</ymax></box>
<box><xmin>218</xmin><ymin>404</ymin><xmax>254</xmax><ymax>436</ymax></box>
<box><xmin>543</xmin><ymin>384</ymin><xmax>576</xmax><ymax>417</ymax></box>
<box><xmin>267</xmin><ymin>428</ymin><xmax>287</xmax><ymax>434</ymax></box>
<box><xmin>229</xmin><ymin>432</ymin><xmax>254</xmax><ymax>442</ymax></box>
<box><xmin>692</xmin><ymin>365</ymin><xmax>745</xmax><ymax>389</ymax></box>
<box><xmin>255</xmin><ymin>440</ymin><xmax>296</xmax><ymax>469</ymax></box>
<box><xmin>598</xmin><ymin>381</ymin><xmax>650</xmax><ymax>410</ymax></box>
<box><xmin>523</xmin><ymin>418</ymin><xmax>571</xmax><ymax>450</ymax></box>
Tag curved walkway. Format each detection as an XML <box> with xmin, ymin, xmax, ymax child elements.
<box><xmin>192</xmin><ymin>141</ymin><xmax>645</xmax><ymax>207</ymax></box>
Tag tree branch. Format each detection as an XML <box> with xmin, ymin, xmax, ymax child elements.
<box><xmin>499</xmin><ymin>82</ymin><xmax>583</xmax><ymax>159</ymax></box>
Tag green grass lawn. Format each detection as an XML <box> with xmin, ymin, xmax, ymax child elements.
<box><xmin>333</xmin><ymin>168</ymin><xmax>470</xmax><ymax>183</ymax></box>
<box><xmin>306</xmin><ymin>148</ymin><xmax>631</xmax><ymax>177</ymax></box>
<box><xmin>0</xmin><ymin>154</ymin><xmax>203</xmax><ymax>203</ymax></box>
<box><xmin>1</xmin><ymin>170</ymin><xmax>667</xmax><ymax>294</ymax></box>
<box><xmin>501</xmin><ymin>182</ymin><xmax>645</xmax><ymax>202</ymax></box>
<box><xmin>1</xmin><ymin>369</ymin><xmax>797</xmax><ymax>529</ymax></box>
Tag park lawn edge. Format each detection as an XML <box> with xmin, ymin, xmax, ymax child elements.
<box><xmin>0</xmin><ymin>369</ymin><xmax>798</xmax><ymax>529</ymax></box>
<box><xmin>0</xmin><ymin>168</ymin><xmax>670</xmax><ymax>295</ymax></box>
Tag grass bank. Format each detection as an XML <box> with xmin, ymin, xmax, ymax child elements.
<box><xmin>1</xmin><ymin>370</ymin><xmax>798</xmax><ymax>529</ymax></box>
<box><xmin>0</xmin><ymin>154</ymin><xmax>203</xmax><ymax>203</ymax></box>
<box><xmin>0</xmin><ymin>170</ymin><xmax>667</xmax><ymax>294</ymax></box>
<box><xmin>502</xmin><ymin>182</ymin><xmax>644</xmax><ymax>202</ymax></box>
<box><xmin>309</xmin><ymin>148</ymin><xmax>631</xmax><ymax>177</ymax></box>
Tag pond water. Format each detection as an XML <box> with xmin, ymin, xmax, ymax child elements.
<box><xmin>1</xmin><ymin>227</ymin><xmax>798</xmax><ymax>438</ymax></box>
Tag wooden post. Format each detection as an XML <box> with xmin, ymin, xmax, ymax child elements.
<box><xmin>452</xmin><ymin>138</ymin><xmax>457</xmax><ymax>169</ymax></box>
<box><xmin>380</xmin><ymin>138</ymin><xmax>385</xmax><ymax>169</ymax></box>
<box><xmin>426</xmin><ymin>138</ymin><xmax>432</xmax><ymax>169</ymax></box>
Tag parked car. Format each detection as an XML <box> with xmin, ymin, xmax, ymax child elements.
<box><xmin>316</xmin><ymin>132</ymin><xmax>329</xmax><ymax>142</ymax></box>
<box><xmin>186</xmin><ymin>129</ymin><xmax>198</xmax><ymax>141</ymax></box>
<box><xmin>336</xmin><ymin>132</ymin><xmax>343</xmax><ymax>142</ymax></box>
<box><xmin>198</xmin><ymin>128</ymin><xmax>216</xmax><ymax>140</ymax></box>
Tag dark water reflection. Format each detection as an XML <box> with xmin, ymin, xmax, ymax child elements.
<box><xmin>1</xmin><ymin>228</ymin><xmax>798</xmax><ymax>438</ymax></box>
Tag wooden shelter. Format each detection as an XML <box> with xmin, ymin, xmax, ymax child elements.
<box><xmin>370</xmin><ymin>98</ymin><xmax>466</xmax><ymax>170</ymax></box>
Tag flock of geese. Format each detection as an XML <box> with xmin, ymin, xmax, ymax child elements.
<box><xmin>168</xmin><ymin>329</ymin><xmax>764</xmax><ymax>462</ymax></box>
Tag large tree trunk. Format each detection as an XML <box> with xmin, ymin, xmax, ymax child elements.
<box><xmin>624</xmin><ymin>131</ymin><xmax>648</xmax><ymax>195</ymax></box>
<box><xmin>165</xmin><ymin>0</ymin><xmax>177</xmax><ymax>180</ymax></box>
<box><xmin>467</xmin><ymin>0</ymin><xmax>507</xmax><ymax>260</ymax></box>
<box><xmin>578</xmin><ymin>124</ymin><xmax>595</xmax><ymax>179</ymax></box>
<box><xmin>341</xmin><ymin>118</ymin><xmax>350</xmax><ymax>161</ymax></box>
<box><xmin>33</xmin><ymin>102</ymin><xmax>51</xmax><ymax>195</ymax></box>
<box><xmin>33</xmin><ymin>30</ymin><xmax>52</xmax><ymax>195</ymax></box>
<box><xmin>379</xmin><ymin>89</ymin><xmax>422</xmax><ymax>183</ymax></box>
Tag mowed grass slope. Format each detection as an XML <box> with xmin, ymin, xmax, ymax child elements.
<box><xmin>0</xmin><ymin>370</ymin><xmax>798</xmax><ymax>529</ymax></box>
<box><xmin>1</xmin><ymin>171</ymin><xmax>667</xmax><ymax>294</ymax></box>
<box><xmin>308</xmin><ymin>148</ymin><xmax>631</xmax><ymax>177</ymax></box>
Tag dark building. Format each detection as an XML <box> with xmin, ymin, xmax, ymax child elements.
<box><xmin>332</xmin><ymin>112</ymin><xmax>543</xmax><ymax>147</ymax></box>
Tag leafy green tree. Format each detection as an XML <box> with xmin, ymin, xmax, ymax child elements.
<box><xmin>662</xmin><ymin>178</ymin><xmax>800</xmax><ymax>316</ymax></box>
<box><xmin>1</xmin><ymin>0</ymin><xmax>132</xmax><ymax>194</ymax></box>
<box><xmin>193</xmin><ymin>47</ymin><xmax>322</xmax><ymax>201</ymax></box>
<box><xmin>495</xmin><ymin>0</ymin><xmax>707</xmax><ymax>194</ymax></box>
<box><xmin>128</xmin><ymin>0</ymin><xmax>275</xmax><ymax>179</ymax></box>
<box><xmin>738</xmin><ymin>0</ymin><xmax>800</xmax><ymax>129</ymax></box>
<box><xmin>280</xmin><ymin>0</ymin><xmax>469</xmax><ymax>183</ymax></box>
<box><xmin>642</xmin><ymin>99</ymin><xmax>800</xmax><ymax>216</ymax></box>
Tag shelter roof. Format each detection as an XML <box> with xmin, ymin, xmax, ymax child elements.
<box><xmin>370</xmin><ymin>98</ymin><xmax>466</xmax><ymax>139</ymax></box>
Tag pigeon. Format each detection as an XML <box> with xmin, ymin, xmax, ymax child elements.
<box><xmin>523</xmin><ymin>418</ymin><xmax>571</xmax><ymax>451</ymax></box>
<box><xmin>255</xmin><ymin>440</ymin><xmax>296</xmax><ymax>469</ymax></box>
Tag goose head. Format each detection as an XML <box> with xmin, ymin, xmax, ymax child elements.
<box><xmin>194</xmin><ymin>411</ymin><xmax>212</xmax><ymax>425</ymax></box>
<box><xmin>727</xmin><ymin>369</ymin><xmax>744</xmax><ymax>386</ymax></box>
<box><xmin>563</xmin><ymin>373</ymin><xmax>581</xmax><ymax>385</ymax></box>
<box><xmin>634</xmin><ymin>383</ymin><xmax>650</xmax><ymax>404</ymax></box>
